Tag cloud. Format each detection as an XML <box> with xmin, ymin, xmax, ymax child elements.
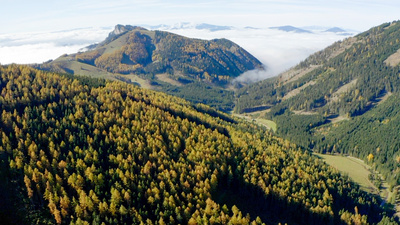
<box><xmin>0</xmin><ymin>27</ymin><xmax>112</xmax><ymax>64</ymax></box>
<box><xmin>0</xmin><ymin>43</ymin><xmax>85</xmax><ymax>65</ymax></box>
<box><xmin>232</xmin><ymin>68</ymin><xmax>271</xmax><ymax>84</ymax></box>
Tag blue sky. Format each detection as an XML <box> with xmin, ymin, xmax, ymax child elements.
<box><xmin>1</xmin><ymin>0</ymin><xmax>400</xmax><ymax>33</ymax></box>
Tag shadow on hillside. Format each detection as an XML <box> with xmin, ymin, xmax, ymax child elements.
<box><xmin>0</xmin><ymin>153</ymin><xmax>28</xmax><ymax>225</ymax></box>
<box><xmin>212</xmin><ymin>177</ymin><xmax>333</xmax><ymax>225</ymax></box>
<box><xmin>212</xmin><ymin>175</ymin><xmax>390</xmax><ymax>225</ymax></box>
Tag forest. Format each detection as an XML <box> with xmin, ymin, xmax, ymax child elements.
<box><xmin>0</xmin><ymin>65</ymin><xmax>396</xmax><ymax>224</ymax></box>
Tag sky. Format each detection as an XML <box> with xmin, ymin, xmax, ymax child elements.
<box><xmin>1</xmin><ymin>0</ymin><xmax>400</xmax><ymax>34</ymax></box>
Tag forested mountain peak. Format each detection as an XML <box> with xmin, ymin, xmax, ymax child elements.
<box><xmin>0</xmin><ymin>65</ymin><xmax>393</xmax><ymax>224</ymax></box>
<box><xmin>235</xmin><ymin>20</ymin><xmax>400</xmax><ymax>187</ymax></box>
<box><xmin>33</xmin><ymin>25</ymin><xmax>263</xmax><ymax>112</ymax></box>
<box><xmin>36</xmin><ymin>24</ymin><xmax>263</xmax><ymax>86</ymax></box>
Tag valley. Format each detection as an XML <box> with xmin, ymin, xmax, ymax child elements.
<box><xmin>240</xmin><ymin>112</ymin><xmax>400</xmax><ymax>216</ymax></box>
<box><xmin>314</xmin><ymin>153</ymin><xmax>400</xmax><ymax>217</ymax></box>
<box><xmin>314</xmin><ymin>154</ymin><xmax>388</xmax><ymax>198</ymax></box>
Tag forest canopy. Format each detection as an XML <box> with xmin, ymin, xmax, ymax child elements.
<box><xmin>0</xmin><ymin>65</ymin><xmax>394</xmax><ymax>224</ymax></box>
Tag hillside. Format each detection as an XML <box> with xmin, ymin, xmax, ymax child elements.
<box><xmin>34</xmin><ymin>25</ymin><xmax>262</xmax><ymax>112</ymax></box>
<box><xmin>235</xmin><ymin>21</ymin><xmax>400</xmax><ymax>186</ymax></box>
<box><xmin>0</xmin><ymin>65</ymin><xmax>395</xmax><ymax>224</ymax></box>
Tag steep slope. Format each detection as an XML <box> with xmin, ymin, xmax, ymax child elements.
<box><xmin>235</xmin><ymin>21</ymin><xmax>400</xmax><ymax>186</ymax></box>
<box><xmin>0</xmin><ymin>65</ymin><xmax>392</xmax><ymax>224</ymax></box>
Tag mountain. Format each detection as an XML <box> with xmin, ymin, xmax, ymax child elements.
<box><xmin>270</xmin><ymin>25</ymin><xmax>312</xmax><ymax>33</ymax></box>
<box><xmin>35</xmin><ymin>24</ymin><xmax>262</xmax><ymax>112</ymax></box>
<box><xmin>235</xmin><ymin>21</ymin><xmax>400</xmax><ymax>186</ymax></box>
<box><xmin>325</xmin><ymin>27</ymin><xmax>346</xmax><ymax>33</ymax></box>
<box><xmin>38</xmin><ymin>24</ymin><xmax>261</xmax><ymax>82</ymax></box>
<box><xmin>0</xmin><ymin>64</ymin><xmax>393</xmax><ymax>224</ymax></box>
<box><xmin>324</xmin><ymin>27</ymin><xmax>354</xmax><ymax>36</ymax></box>
<box><xmin>195</xmin><ymin>23</ymin><xmax>233</xmax><ymax>31</ymax></box>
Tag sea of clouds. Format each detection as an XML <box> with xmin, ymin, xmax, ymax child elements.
<box><xmin>164</xmin><ymin>26</ymin><xmax>355</xmax><ymax>82</ymax></box>
<box><xmin>0</xmin><ymin>24</ymin><xmax>355</xmax><ymax>82</ymax></box>
<box><xmin>0</xmin><ymin>27</ymin><xmax>112</xmax><ymax>65</ymax></box>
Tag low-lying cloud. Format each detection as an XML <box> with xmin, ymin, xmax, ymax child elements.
<box><xmin>167</xmin><ymin>27</ymin><xmax>354</xmax><ymax>82</ymax></box>
<box><xmin>0</xmin><ymin>25</ymin><xmax>354</xmax><ymax>83</ymax></box>
<box><xmin>232</xmin><ymin>68</ymin><xmax>271</xmax><ymax>84</ymax></box>
<box><xmin>0</xmin><ymin>27</ymin><xmax>112</xmax><ymax>64</ymax></box>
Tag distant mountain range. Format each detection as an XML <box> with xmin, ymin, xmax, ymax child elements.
<box><xmin>146</xmin><ymin>23</ymin><xmax>355</xmax><ymax>35</ymax></box>
<box><xmin>270</xmin><ymin>25</ymin><xmax>355</xmax><ymax>35</ymax></box>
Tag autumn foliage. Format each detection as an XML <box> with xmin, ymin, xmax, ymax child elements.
<box><xmin>0</xmin><ymin>65</ymin><xmax>390</xmax><ymax>224</ymax></box>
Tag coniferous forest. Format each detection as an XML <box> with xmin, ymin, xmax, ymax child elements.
<box><xmin>0</xmin><ymin>65</ymin><xmax>396</xmax><ymax>224</ymax></box>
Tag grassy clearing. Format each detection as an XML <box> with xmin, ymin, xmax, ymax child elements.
<box><xmin>255</xmin><ymin>118</ymin><xmax>277</xmax><ymax>132</ymax></box>
<box><xmin>314</xmin><ymin>153</ymin><xmax>400</xmax><ymax>214</ymax></box>
<box><xmin>155</xmin><ymin>73</ymin><xmax>182</xmax><ymax>86</ymax></box>
<box><xmin>313</xmin><ymin>153</ymin><xmax>376</xmax><ymax>193</ymax></box>
<box><xmin>235</xmin><ymin>109</ymin><xmax>277</xmax><ymax>132</ymax></box>
<box><xmin>384</xmin><ymin>48</ymin><xmax>400</xmax><ymax>67</ymax></box>
<box><xmin>123</xmin><ymin>75</ymin><xmax>153</xmax><ymax>89</ymax></box>
<box><xmin>233</xmin><ymin>113</ymin><xmax>277</xmax><ymax>132</ymax></box>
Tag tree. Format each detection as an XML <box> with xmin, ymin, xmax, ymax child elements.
<box><xmin>368</xmin><ymin>153</ymin><xmax>374</xmax><ymax>162</ymax></box>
